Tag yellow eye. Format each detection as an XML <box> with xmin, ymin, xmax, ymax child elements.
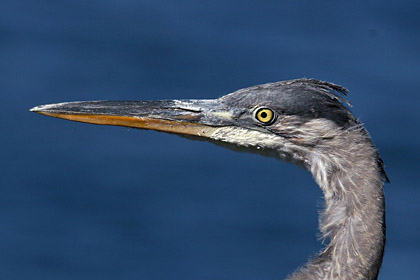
<box><xmin>255</xmin><ymin>108</ymin><xmax>276</xmax><ymax>125</ymax></box>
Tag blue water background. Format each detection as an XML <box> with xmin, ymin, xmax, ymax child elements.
<box><xmin>1</xmin><ymin>1</ymin><xmax>420</xmax><ymax>279</ymax></box>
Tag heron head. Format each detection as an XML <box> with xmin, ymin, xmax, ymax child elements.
<box><xmin>31</xmin><ymin>79</ymin><xmax>360</xmax><ymax>169</ymax></box>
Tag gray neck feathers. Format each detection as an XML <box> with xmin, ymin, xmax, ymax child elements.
<box><xmin>288</xmin><ymin>125</ymin><xmax>386</xmax><ymax>280</ymax></box>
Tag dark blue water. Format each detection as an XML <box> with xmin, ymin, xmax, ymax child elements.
<box><xmin>2</xmin><ymin>1</ymin><xmax>420</xmax><ymax>279</ymax></box>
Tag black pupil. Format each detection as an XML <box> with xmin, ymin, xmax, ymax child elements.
<box><xmin>260</xmin><ymin>111</ymin><xmax>268</xmax><ymax>118</ymax></box>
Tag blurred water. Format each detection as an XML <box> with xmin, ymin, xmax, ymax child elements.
<box><xmin>1</xmin><ymin>0</ymin><xmax>420</xmax><ymax>279</ymax></box>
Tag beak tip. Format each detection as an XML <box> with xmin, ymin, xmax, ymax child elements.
<box><xmin>30</xmin><ymin>105</ymin><xmax>43</xmax><ymax>113</ymax></box>
<box><xmin>30</xmin><ymin>103</ymin><xmax>62</xmax><ymax>113</ymax></box>
<box><xmin>29</xmin><ymin>106</ymin><xmax>40</xmax><ymax>112</ymax></box>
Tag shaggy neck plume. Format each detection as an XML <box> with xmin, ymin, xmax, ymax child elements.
<box><xmin>289</xmin><ymin>129</ymin><xmax>386</xmax><ymax>280</ymax></box>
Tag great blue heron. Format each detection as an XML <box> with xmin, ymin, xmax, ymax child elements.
<box><xmin>31</xmin><ymin>79</ymin><xmax>388</xmax><ymax>280</ymax></box>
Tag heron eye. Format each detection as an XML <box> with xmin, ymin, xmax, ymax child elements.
<box><xmin>255</xmin><ymin>108</ymin><xmax>276</xmax><ymax>125</ymax></box>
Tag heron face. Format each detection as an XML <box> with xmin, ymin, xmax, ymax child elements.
<box><xmin>31</xmin><ymin>79</ymin><xmax>355</xmax><ymax>168</ymax></box>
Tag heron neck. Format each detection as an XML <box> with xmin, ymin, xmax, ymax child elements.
<box><xmin>289</xmin><ymin>135</ymin><xmax>386</xmax><ymax>280</ymax></box>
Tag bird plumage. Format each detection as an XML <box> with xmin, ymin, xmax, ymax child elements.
<box><xmin>31</xmin><ymin>78</ymin><xmax>388</xmax><ymax>280</ymax></box>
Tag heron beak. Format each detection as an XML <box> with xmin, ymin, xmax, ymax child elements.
<box><xmin>30</xmin><ymin>100</ymin><xmax>232</xmax><ymax>138</ymax></box>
